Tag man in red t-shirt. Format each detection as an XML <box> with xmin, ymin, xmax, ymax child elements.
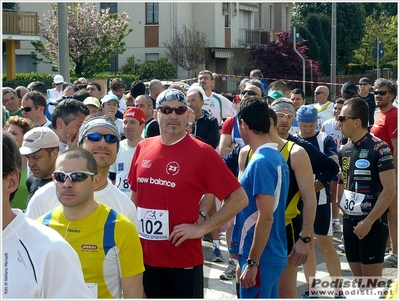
<box><xmin>370</xmin><ymin>78</ymin><xmax>398</xmax><ymax>268</ymax></box>
<box><xmin>127</xmin><ymin>89</ymin><xmax>247</xmax><ymax>298</ymax></box>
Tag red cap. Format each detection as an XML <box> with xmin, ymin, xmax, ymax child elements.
<box><xmin>123</xmin><ymin>107</ymin><xmax>146</xmax><ymax>124</ymax></box>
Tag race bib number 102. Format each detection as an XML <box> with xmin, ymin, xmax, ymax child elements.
<box><xmin>137</xmin><ymin>207</ymin><xmax>169</xmax><ymax>240</ymax></box>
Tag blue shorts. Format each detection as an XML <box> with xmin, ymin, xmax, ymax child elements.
<box><xmin>314</xmin><ymin>201</ymin><xmax>332</xmax><ymax>236</ymax></box>
<box><xmin>238</xmin><ymin>255</ymin><xmax>286</xmax><ymax>298</ymax></box>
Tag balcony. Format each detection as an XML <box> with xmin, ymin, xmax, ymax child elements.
<box><xmin>238</xmin><ymin>28</ymin><xmax>269</xmax><ymax>47</ymax></box>
<box><xmin>3</xmin><ymin>9</ymin><xmax>39</xmax><ymax>38</ymax></box>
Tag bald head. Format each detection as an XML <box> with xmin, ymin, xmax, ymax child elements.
<box><xmin>314</xmin><ymin>85</ymin><xmax>329</xmax><ymax>104</ymax></box>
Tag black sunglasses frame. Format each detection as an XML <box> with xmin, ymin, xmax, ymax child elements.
<box><xmin>159</xmin><ymin>106</ymin><xmax>188</xmax><ymax>115</ymax></box>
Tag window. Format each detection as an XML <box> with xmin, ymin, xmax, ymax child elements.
<box><xmin>100</xmin><ymin>3</ymin><xmax>117</xmax><ymax>13</ymax></box>
<box><xmin>146</xmin><ymin>3</ymin><xmax>159</xmax><ymax>24</ymax></box>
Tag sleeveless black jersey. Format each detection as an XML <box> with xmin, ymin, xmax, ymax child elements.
<box><xmin>339</xmin><ymin>133</ymin><xmax>394</xmax><ymax>217</ymax></box>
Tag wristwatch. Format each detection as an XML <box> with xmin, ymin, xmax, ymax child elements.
<box><xmin>246</xmin><ymin>258</ymin><xmax>259</xmax><ymax>267</ymax></box>
<box><xmin>299</xmin><ymin>236</ymin><xmax>311</xmax><ymax>243</ymax></box>
<box><xmin>199</xmin><ymin>210</ymin><xmax>207</xmax><ymax>220</ymax></box>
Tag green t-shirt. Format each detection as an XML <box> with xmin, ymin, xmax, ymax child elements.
<box><xmin>11</xmin><ymin>168</ymin><xmax>29</xmax><ymax>210</ymax></box>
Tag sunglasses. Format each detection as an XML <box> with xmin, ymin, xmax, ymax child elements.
<box><xmin>359</xmin><ymin>83</ymin><xmax>369</xmax><ymax>86</ymax></box>
<box><xmin>314</xmin><ymin>91</ymin><xmax>324</xmax><ymax>95</ymax></box>
<box><xmin>241</xmin><ymin>90</ymin><xmax>259</xmax><ymax>96</ymax></box>
<box><xmin>53</xmin><ymin>170</ymin><xmax>95</xmax><ymax>183</ymax></box>
<box><xmin>84</xmin><ymin>132</ymin><xmax>118</xmax><ymax>143</ymax></box>
<box><xmin>338</xmin><ymin>115</ymin><xmax>358</xmax><ymax>122</ymax></box>
<box><xmin>21</xmin><ymin>105</ymin><xmax>39</xmax><ymax>112</ymax></box>
<box><xmin>276</xmin><ymin>113</ymin><xmax>294</xmax><ymax>119</ymax></box>
<box><xmin>55</xmin><ymin>83</ymin><xmax>63</xmax><ymax>86</ymax></box>
<box><xmin>374</xmin><ymin>90</ymin><xmax>388</xmax><ymax>96</ymax></box>
<box><xmin>159</xmin><ymin>106</ymin><xmax>188</xmax><ymax>115</ymax></box>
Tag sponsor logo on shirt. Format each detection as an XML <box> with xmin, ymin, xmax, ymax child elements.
<box><xmin>355</xmin><ymin>159</ymin><xmax>370</xmax><ymax>169</ymax></box>
<box><xmin>359</xmin><ymin>149</ymin><xmax>369</xmax><ymax>158</ymax></box>
<box><xmin>137</xmin><ymin>177</ymin><xmax>176</xmax><ymax>188</ymax></box>
<box><xmin>166</xmin><ymin>161</ymin><xmax>180</xmax><ymax>176</ymax></box>
<box><xmin>81</xmin><ymin>245</ymin><xmax>98</xmax><ymax>251</ymax></box>
<box><xmin>141</xmin><ymin>160</ymin><xmax>152</xmax><ymax>168</ymax></box>
<box><xmin>354</xmin><ymin>170</ymin><xmax>371</xmax><ymax>175</ymax></box>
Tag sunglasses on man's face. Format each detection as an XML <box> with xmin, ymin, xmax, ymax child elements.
<box><xmin>84</xmin><ymin>132</ymin><xmax>118</xmax><ymax>143</ymax></box>
<box><xmin>158</xmin><ymin>106</ymin><xmax>188</xmax><ymax>115</ymax></box>
<box><xmin>21</xmin><ymin>105</ymin><xmax>39</xmax><ymax>112</ymax></box>
<box><xmin>53</xmin><ymin>170</ymin><xmax>95</xmax><ymax>183</ymax></box>
<box><xmin>338</xmin><ymin>115</ymin><xmax>358</xmax><ymax>122</ymax></box>
<box><xmin>241</xmin><ymin>90</ymin><xmax>258</xmax><ymax>96</ymax></box>
<box><xmin>374</xmin><ymin>90</ymin><xmax>388</xmax><ymax>96</ymax></box>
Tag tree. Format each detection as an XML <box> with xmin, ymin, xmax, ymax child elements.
<box><xmin>227</xmin><ymin>46</ymin><xmax>252</xmax><ymax>76</ymax></box>
<box><xmin>249</xmin><ymin>30</ymin><xmax>321</xmax><ymax>80</ymax></box>
<box><xmin>292</xmin><ymin>3</ymin><xmax>365</xmax><ymax>73</ymax></box>
<box><xmin>163</xmin><ymin>24</ymin><xmax>210</xmax><ymax>78</ymax></box>
<box><xmin>30</xmin><ymin>3</ymin><xmax>132</xmax><ymax>77</ymax></box>
<box><xmin>120</xmin><ymin>55</ymin><xmax>176</xmax><ymax>80</ymax></box>
<box><xmin>353</xmin><ymin>12</ymin><xmax>398</xmax><ymax>72</ymax></box>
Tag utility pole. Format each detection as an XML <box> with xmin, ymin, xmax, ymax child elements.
<box><xmin>330</xmin><ymin>3</ymin><xmax>337</xmax><ymax>98</ymax></box>
<box><xmin>57</xmin><ymin>3</ymin><xmax>70</xmax><ymax>82</ymax></box>
<box><xmin>293</xmin><ymin>27</ymin><xmax>305</xmax><ymax>92</ymax></box>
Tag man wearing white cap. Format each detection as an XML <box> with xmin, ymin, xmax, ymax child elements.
<box><xmin>20</xmin><ymin>127</ymin><xmax>60</xmax><ymax>202</ymax></box>
<box><xmin>109</xmin><ymin>107</ymin><xmax>145</xmax><ymax>197</ymax></box>
<box><xmin>47</xmin><ymin>74</ymin><xmax>64</xmax><ymax>101</ymax></box>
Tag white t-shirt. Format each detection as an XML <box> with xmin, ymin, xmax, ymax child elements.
<box><xmin>202</xmin><ymin>92</ymin><xmax>236</xmax><ymax>125</ymax></box>
<box><xmin>47</xmin><ymin>88</ymin><xmax>62</xmax><ymax>101</ymax></box>
<box><xmin>322</xmin><ymin>118</ymin><xmax>343</xmax><ymax>152</ymax></box>
<box><xmin>26</xmin><ymin>180</ymin><xmax>138</xmax><ymax>228</ymax></box>
<box><xmin>3</xmin><ymin>210</ymin><xmax>94</xmax><ymax>298</ymax></box>
<box><xmin>314</xmin><ymin>102</ymin><xmax>334</xmax><ymax>131</ymax></box>
<box><xmin>110</xmin><ymin>140</ymin><xmax>136</xmax><ymax>197</ymax></box>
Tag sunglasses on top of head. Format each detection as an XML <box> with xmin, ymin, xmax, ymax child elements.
<box><xmin>158</xmin><ymin>106</ymin><xmax>188</xmax><ymax>115</ymax></box>
<box><xmin>53</xmin><ymin>170</ymin><xmax>95</xmax><ymax>183</ymax></box>
<box><xmin>84</xmin><ymin>132</ymin><xmax>118</xmax><ymax>143</ymax></box>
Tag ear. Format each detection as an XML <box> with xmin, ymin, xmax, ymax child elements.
<box><xmin>92</xmin><ymin>174</ymin><xmax>103</xmax><ymax>190</ymax></box>
<box><xmin>5</xmin><ymin>170</ymin><xmax>20</xmax><ymax>195</ymax></box>
<box><xmin>56</xmin><ymin>117</ymin><xmax>64</xmax><ymax>129</ymax></box>
<box><xmin>270</xmin><ymin>117</ymin><xmax>275</xmax><ymax>127</ymax></box>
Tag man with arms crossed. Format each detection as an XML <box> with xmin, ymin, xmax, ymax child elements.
<box><xmin>127</xmin><ymin>89</ymin><xmax>247</xmax><ymax>298</ymax></box>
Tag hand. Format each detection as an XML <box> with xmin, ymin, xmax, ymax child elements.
<box><xmin>66</xmin><ymin>133</ymin><xmax>79</xmax><ymax>150</ymax></box>
<box><xmin>314</xmin><ymin>180</ymin><xmax>325</xmax><ymax>193</ymax></box>
<box><xmin>353</xmin><ymin>220</ymin><xmax>372</xmax><ymax>240</ymax></box>
<box><xmin>169</xmin><ymin>223</ymin><xmax>203</xmax><ymax>246</ymax></box>
<box><xmin>239</xmin><ymin>265</ymin><xmax>258</xmax><ymax>289</ymax></box>
<box><xmin>289</xmin><ymin>240</ymin><xmax>309</xmax><ymax>266</ymax></box>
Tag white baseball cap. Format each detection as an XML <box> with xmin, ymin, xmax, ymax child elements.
<box><xmin>20</xmin><ymin>127</ymin><xmax>60</xmax><ymax>155</ymax></box>
<box><xmin>54</xmin><ymin>74</ymin><xmax>64</xmax><ymax>84</ymax></box>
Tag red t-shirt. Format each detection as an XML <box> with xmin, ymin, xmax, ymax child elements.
<box><xmin>127</xmin><ymin>134</ymin><xmax>241</xmax><ymax>268</ymax></box>
<box><xmin>371</xmin><ymin>106</ymin><xmax>397</xmax><ymax>153</ymax></box>
<box><xmin>221</xmin><ymin>116</ymin><xmax>234</xmax><ymax>135</ymax></box>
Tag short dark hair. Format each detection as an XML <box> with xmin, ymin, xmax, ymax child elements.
<box><xmin>51</xmin><ymin>99</ymin><xmax>90</xmax><ymax>129</ymax></box>
<box><xmin>28</xmin><ymin>81</ymin><xmax>47</xmax><ymax>96</ymax></box>
<box><xmin>268</xmin><ymin>107</ymin><xmax>278</xmax><ymax>127</ymax></box>
<box><xmin>109</xmin><ymin>78</ymin><xmax>126</xmax><ymax>90</ymax></box>
<box><xmin>63</xmin><ymin>85</ymin><xmax>79</xmax><ymax>94</ymax></box>
<box><xmin>334</xmin><ymin>97</ymin><xmax>345</xmax><ymax>105</ymax></box>
<box><xmin>290</xmin><ymin>88</ymin><xmax>305</xmax><ymax>99</ymax></box>
<box><xmin>270</xmin><ymin>80</ymin><xmax>286</xmax><ymax>93</ymax></box>
<box><xmin>343</xmin><ymin>97</ymin><xmax>369</xmax><ymax>129</ymax></box>
<box><xmin>2</xmin><ymin>87</ymin><xmax>17</xmax><ymax>98</ymax></box>
<box><xmin>58</xmin><ymin>147</ymin><xmax>98</xmax><ymax>175</ymax></box>
<box><xmin>22</xmin><ymin>91</ymin><xmax>47</xmax><ymax>112</ymax></box>
<box><xmin>250</xmin><ymin>69</ymin><xmax>263</xmax><ymax>78</ymax></box>
<box><xmin>199</xmin><ymin>70</ymin><xmax>214</xmax><ymax>80</ymax></box>
<box><xmin>285</xmin><ymin>81</ymin><xmax>296</xmax><ymax>92</ymax></box>
<box><xmin>3</xmin><ymin>132</ymin><xmax>21</xmax><ymax>201</ymax></box>
<box><xmin>87</xmin><ymin>82</ymin><xmax>101</xmax><ymax>91</ymax></box>
<box><xmin>130</xmin><ymin>81</ymin><xmax>146</xmax><ymax>98</ymax></box>
<box><xmin>237</xmin><ymin>96</ymin><xmax>270</xmax><ymax>134</ymax></box>
<box><xmin>247</xmin><ymin>79</ymin><xmax>263</xmax><ymax>91</ymax></box>
<box><xmin>73</xmin><ymin>90</ymin><xmax>91</xmax><ymax>102</ymax></box>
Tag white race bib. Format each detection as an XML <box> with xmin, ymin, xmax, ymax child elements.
<box><xmin>137</xmin><ymin>207</ymin><xmax>169</xmax><ymax>240</ymax></box>
<box><xmin>339</xmin><ymin>189</ymin><xmax>365</xmax><ymax>216</ymax></box>
<box><xmin>86</xmin><ymin>283</ymin><xmax>98</xmax><ymax>298</ymax></box>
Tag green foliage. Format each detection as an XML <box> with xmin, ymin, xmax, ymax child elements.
<box><xmin>293</xmin><ymin>3</ymin><xmax>365</xmax><ymax>74</ymax></box>
<box><xmin>2</xmin><ymin>73</ymin><xmax>54</xmax><ymax>89</ymax></box>
<box><xmin>353</xmin><ymin>12</ymin><xmax>398</xmax><ymax>75</ymax></box>
<box><xmin>120</xmin><ymin>56</ymin><xmax>176</xmax><ymax>80</ymax></box>
<box><xmin>30</xmin><ymin>3</ymin><xmax>132</xmax><ymax>77</ymax></box>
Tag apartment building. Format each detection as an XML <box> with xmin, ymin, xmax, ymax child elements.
<box><xmin>5</xmin><ymin>2</ymin><xmax>292</xmax><ymax>91</ymax></box>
